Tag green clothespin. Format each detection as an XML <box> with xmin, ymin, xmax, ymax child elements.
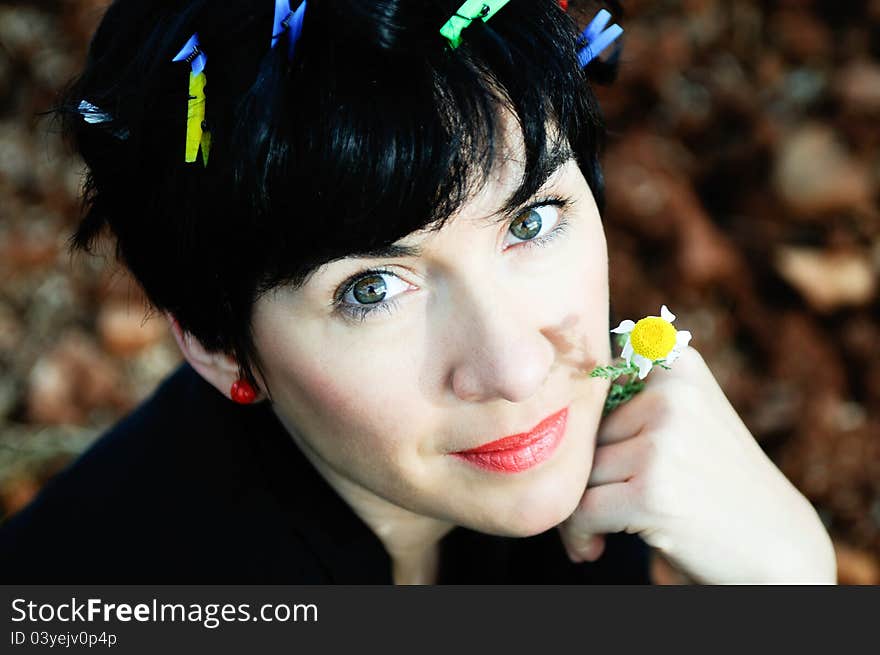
<box><xmin>440</xmin><ymin>0</ymin><xmax>511</xmax><ymax>49</ymax></box>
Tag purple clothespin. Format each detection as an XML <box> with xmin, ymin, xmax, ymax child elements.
<box><xmin>272</xmin><ymin>0</ymin><xmax>307</xmax><ymax>57</ymax></box>
<box><xmin>577</xmin><ymin>9</ymin><xmax>623</xmax><ymax>68</ymax></box>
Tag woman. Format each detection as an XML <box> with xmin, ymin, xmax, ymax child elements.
<box><xmin>0</xmin><ymin>0</ymin><xmax>835</xmax><ymax>584</ymax></box>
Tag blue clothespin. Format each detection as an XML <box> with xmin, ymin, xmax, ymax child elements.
<box><xmin>272</xmin><ymin>0</ymin><xmax>307</xmax><ymax>57</ymax></box>
<box><xmin>172</xmin><ymin>33</ymin><xmax>207</xmax><ymax>74</ymax></box>
<box><xmin>577</xmin><ymin>9</ymin><xmax>623</xmax><ymax>68</ymax></box>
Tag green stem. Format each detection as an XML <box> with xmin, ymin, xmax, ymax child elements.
<box><xmin>590</xmin><ymin>357</ymin><xmax>670</xmax><ymax>416</ymax></box>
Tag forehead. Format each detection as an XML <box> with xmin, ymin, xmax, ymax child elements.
<box><xmin>458</xmin><ymin>108</ymin><xmax>568</xmax><ymax>216</ymax></box>
<box><xmin>344</xmin><ymin>115</ymin><xmax>573</xmax><ymax>259</ymax></box>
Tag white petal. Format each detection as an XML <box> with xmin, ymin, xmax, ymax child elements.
<box><xmin>622</xmin><ymin>338</ymin><xmax>634</xmax><ymax>365</ymax></box>
<box><xmin>610</xmin><ymin>319</ymin><xmax>635</xmax><ymax>334</ymax></box>
<box><xmin>633</xmin><ymin>354</ymin><xmax>653</xmax><ymax>380</ymax></box>
<box><xmin>660</xmin><ymin>305</ymin><xmax>676</xmax><ymax>323</ymax></box>
<box><xmin>665</xmin><ymin>331</ymin><xmax>692</xmax><ymax>365</ymax></box>
<box><xmin>676</xmin><ymin>330</ymin><xmax>692</xmax><ymax>348</ymax></box>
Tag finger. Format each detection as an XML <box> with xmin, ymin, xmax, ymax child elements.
<box><xmin>556</xmin><ymin>525</ymin><xmax>605</xmax><ymax>564</ymax></box>
<box><xmin>596</xmin><ymin>388</ymin><xmax>661</xmax><ymax>445</ymax></box>
<box><xmin>668</xmin><ymin>345</ymin><xmax>737</xmax><ymax>407</ymax></box>
<box><xmin>587</xmin><ymin>435</ymin><xmax>644</xmax><ymax>488</ymax></box>
<box><xmin>649</xmin><ymin>345</ymin><xmax>742</xmax><ymax>429</ymax></box>
<box><xmin>558</xmin><ymin>481</ymin><xmax>645</xmax><ymax>548</ymax></box>
<box><xmin>596</xmin><ymin>345</ymin><xmax>710</xmax><ymax>446</ymax></box>
<box><xmin>562</xmin><ymin>534</ymin><xmax>605</xmax><ymax>564</ymax></box>
<box><xmin>647</xmin><ymin>345</ymin><xmax>714</xmax><ymax>394</ymax></box>
<box><xmin>654</xmin><ymin>344</ymin><xmax>706</xmax><ymax>379</ymax></box>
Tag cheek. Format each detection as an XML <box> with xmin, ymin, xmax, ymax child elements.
<box><xmin>263</xmin><ymin>336</ymin><xmax>420</xmax><ymax>455</ymax></box>
<box><xmin>551</xmin><ymin>219</ymin><xmax>610</xmax><ymax>370</ymax></box>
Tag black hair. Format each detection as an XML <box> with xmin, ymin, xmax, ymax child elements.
<box><xmin>58</xmin><ymin>0</ymin><xmax>620</xmax><ymax>394</ymax></box>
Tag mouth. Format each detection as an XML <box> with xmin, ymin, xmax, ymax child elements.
<box><xmin>450</xmin><ymin>407</ymin><xmax>569</xmax><ymax>474</ymax></box>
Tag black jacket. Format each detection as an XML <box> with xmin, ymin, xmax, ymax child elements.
<box><xmin>0</xmin><ymin>363</ymin><xmax>651</xmax><ymax>583</ymax></box>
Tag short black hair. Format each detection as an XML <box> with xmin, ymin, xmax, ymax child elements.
<box><xmin>58</xmin><ymin>0</ymin><xmax>617</xmax><ymax>393</ymax></box>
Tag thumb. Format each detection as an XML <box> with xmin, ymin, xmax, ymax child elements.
<box><xmin>558</xmin><ymin>480</ymin><xmax>645</xmax><ymax>563</ymax></box>
<box><xmin>558</xmin><ymin>528</ymin><xmax>606</xmax><ymax>563</ymax></box>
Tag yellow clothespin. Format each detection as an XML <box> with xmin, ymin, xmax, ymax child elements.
<box><xmin>172</xmin><ymin>33</ymin><xmax>212</xmax><ymax>166</ymax></box>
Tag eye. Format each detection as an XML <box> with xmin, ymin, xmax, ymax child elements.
<box><xmin>503</xmin><ymin>200</ymin><xmax>570</xmax><ymax>250</ymax></box>
<box><xmin>331</xmin><ymin>196</ymin><xmax>573</xmax><ymax>324</ymax></box>
<box><xmin>334</xmin><ymin>267</ymin><xmax>414</xmax><ymax>323</ymax></box>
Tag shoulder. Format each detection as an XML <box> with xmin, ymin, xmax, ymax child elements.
<box><xmin>0</xmin><ymin>363</ymin><xmax>322</xmax><ymax>582</ymax></box>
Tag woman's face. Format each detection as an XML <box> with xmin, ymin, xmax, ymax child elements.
<box><xmin>251</xmin><ymin>131</ymin><xmax>612</xmax><ymax>538</ymax></box>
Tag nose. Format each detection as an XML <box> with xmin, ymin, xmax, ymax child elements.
<box><xmin>448</xmin><ymin>290</ymin><xmax>556</xmax><ymax>404</ymax></box>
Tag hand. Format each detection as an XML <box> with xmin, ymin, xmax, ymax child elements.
<box><xmin>558</xmin><ymin>346</ymin><xmax>837</xmax><ymax>584</ymax></box>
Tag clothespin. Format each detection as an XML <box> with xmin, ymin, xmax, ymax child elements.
<box><xmin>577</xmin><ymin>9</ymin><xmax>623</xmax><ymax>68</ymax></box>
<box><xmin>172</xmin><ymin>33</ymin><xmax>211</xmax><ymax>166</ymax></box>
<box><xmin>78</xmin><ymin>100</ymin><xmax>112</xmax><ymax>124</ymax></box>
<box><xmin>272</xmin><ymin>0</ymin><xmax>307</xmax><ymax>57</ymax></box>
<box><xmin>440</xmin><ymin>0</ymin><xmax>511</xmax><ymax>49</ymax></box>
<box><xmin>77</xmin><ymin>100</ymin><xmax>130</xmax><ymax>139</ymax></box>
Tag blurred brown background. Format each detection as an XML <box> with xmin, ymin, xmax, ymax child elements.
<box><xmin>1</xmin><ymin>0</ymin><xmax>878</xmax><ymax>583</ymax></box>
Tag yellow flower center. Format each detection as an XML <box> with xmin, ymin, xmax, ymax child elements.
<box><xmin>630</xmin><ymin>317</ymin><xmax>677</xmax><ymax>361</ymax></box>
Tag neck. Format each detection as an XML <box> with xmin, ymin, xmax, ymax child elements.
<box><xmin>317</xmin><ymin>467</ymin><xmax>454</xmax><ymax>583</ymax></box>
<box><xmin>312</xmin><ymin>455</ymin><xmax>454</xmax><ymax>583</ymax></box>
<box><xmin>392</xmin><ymin>543</ymin><xmax>442</xmax><ymax>585</ymax></box>
<box><xmin>274</xmin><ymin>409</ymin><xmax>454</xmax><ymax>582</ymax></box>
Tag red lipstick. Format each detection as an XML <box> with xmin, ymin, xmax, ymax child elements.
<box><xmin>451</xmin><ymin>407</ymin><xmax>569</xmax><ymax>473</ymax></box>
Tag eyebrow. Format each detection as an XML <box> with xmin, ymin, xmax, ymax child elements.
<box><xmin>342</xmin><ymin>242</ymin><xmax>425</xmax><ymax>260</ymax></box>
<box><xmin>338</xmin><ymin>153</ymin><xmax>574</xmax><ymax>262</ymax></box>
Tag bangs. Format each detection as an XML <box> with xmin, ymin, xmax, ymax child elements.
<box><xmin>217</xmin><ymin>0</ymin><xmax>601</xmax><ymax>293</ymax></box>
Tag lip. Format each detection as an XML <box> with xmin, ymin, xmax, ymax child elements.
<box><xmin>451</xmin><ymin>407</ymin><xmax>569</xmax><ymax>473</ymax></box>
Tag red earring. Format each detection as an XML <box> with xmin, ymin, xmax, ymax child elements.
<box><xmin>230</xmin><ymin>379</ymin><xmax>257</xmax><ymax>404</ymax></box>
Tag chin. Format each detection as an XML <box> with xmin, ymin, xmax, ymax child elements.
<box><xmin>471</xmin><ymin>457</ymin><xmax>594</xmax><ymax>538</ymax></box>
<box><xmin>510</xmin><ymin>418</ymin><xmax>597</xmax><ymax>536</ymax></box>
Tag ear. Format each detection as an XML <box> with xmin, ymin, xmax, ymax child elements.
<box><xmin>164</xmin><ymin>312</ymin><xmax>265</xmax><ymax>403</ymax></box>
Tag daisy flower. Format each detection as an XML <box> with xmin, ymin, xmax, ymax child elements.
<box><xmin>611</xmin><ymin>305</ymin><xmax>692</xmax><ymax>379</ymax></box>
